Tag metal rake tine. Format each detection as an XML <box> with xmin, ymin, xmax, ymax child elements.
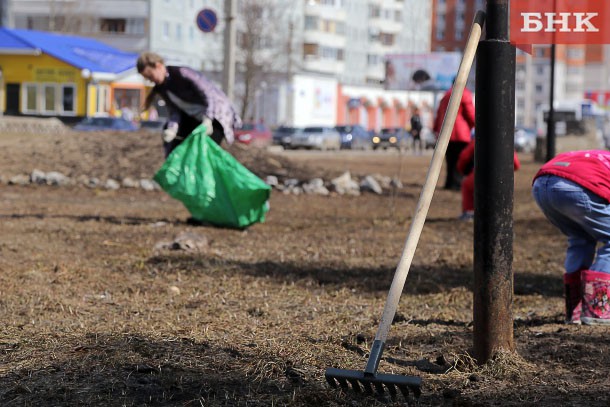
<box><xmin>325</xmin><ymin>375</ymin><xmax>338</xmax><ymax>389</ymax></box>
<box><xmin>386</xmin><ymin>383</ymin><xmax>398</xmax><ymax>400</ymax></box>
<box><xmin>373</xmin><ymin>381</ymin><xmax>385</xmax><ymax>395</ymax></box>
<box><xmin>361</xmin><ymin>380</ymin><xmax>374</xmax><ymax>394</ymax></box>
<box><xmin>336</xmin><ymin>377</ymin><xmax>350</xmax><ymax>392</ymax></box>
<box><xmin>347</xmin><ymin>378</ymin><xmax>362</xmax><ymax>393</ymax></box>
<box><xmin>398</xmin><ymin>384</ymin><xmax>411</xmax><ymax>399</ymax></box>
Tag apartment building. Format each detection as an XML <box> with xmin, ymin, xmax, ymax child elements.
<box><xmin>515</xmin><ymin>45</ymin><xmax>586</xmax><ymax>128</ymax></box>
<box><xmin>430</xmin><ymin>0</ymin><xmax>484</xmax><ymax>52</ymax></box>
<box><xmin>304</xmin><ymin>0</ymin><xmax>430</xmax><ymax>86</ymax></box>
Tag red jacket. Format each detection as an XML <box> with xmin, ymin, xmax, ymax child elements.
<box><xmin>534</xmin><ymin>150</ymin><xmax>610</xmax><ymax>203</ymax></box>
<box><xmin>433</xmin><ymin>87</ymin><xmax>475</xmax><ymax>143</ymax></box>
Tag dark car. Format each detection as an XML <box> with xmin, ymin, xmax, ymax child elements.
<box><xmin>335</xmin><ymin>125</ymin><xmax>372</xmax><ymax>150</ymax></box>
<box><xmin>73</xmin><ymin>117</ymin><xmax>139</xmax><ymax>132</ymax></box>
<box><xmin>373</xmin><ymin>127</ymin><xmax>411</xmax><ymax>150</ymax></box>
<box><xmin>272</xmin><ymin>126</ymin><xmax>301</xmax><ymax>149</ymax></box>
<box><xmin>234</xmin><ymin>123</ymin><xmax>272</xmax><ymax>146</ymax></box>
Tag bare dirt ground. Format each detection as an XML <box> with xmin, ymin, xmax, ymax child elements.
<box><xmin>1</xmin><ymin>128</ymin><xmax>609</xmax><ymax>406</ymax></box>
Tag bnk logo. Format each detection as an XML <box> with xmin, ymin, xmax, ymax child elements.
<box><xmin>510</xmin><ymin>0</ymin><xmax>609</xmax><ymax>45</ymax></box>
<box><xmin>521</xmin><ymin>12</ymin><xmax>599</xmax><ymax>33</ymax></box>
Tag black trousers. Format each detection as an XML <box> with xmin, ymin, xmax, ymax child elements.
<box><xmin>444</xmin><ymin>140</ymin><xmax>469</xmax><ymax>190</ymax></box>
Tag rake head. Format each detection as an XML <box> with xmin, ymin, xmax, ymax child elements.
<box><xmin>325</xmin><ymin>367</ymin><xmax>422</xmax><ymax>400</ymax></box>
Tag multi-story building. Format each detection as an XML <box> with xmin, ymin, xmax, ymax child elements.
<box><xmin>430</xmin><ymin>0</ymin><xmax>484</xmax><ymax>52</ymax></box>
<box><xmin>303</xmin><ymin>0</ymin><xmax>430</xmax><ymax>86</ymax></box>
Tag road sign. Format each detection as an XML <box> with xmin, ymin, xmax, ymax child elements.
<box><xmin>196</xmin><ymin>8</ymin><xmax>218</xmax><ymax>33</ymax></box>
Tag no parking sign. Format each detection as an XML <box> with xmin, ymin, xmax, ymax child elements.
<box><xmin>196</xmin><ymin>8</ymin><xmax>218</xmax><ymax>33</ymax></box>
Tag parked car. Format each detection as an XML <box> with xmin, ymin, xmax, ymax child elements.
<box><xmin>373</xmin><ymin>127</ymin><xmax>411</xmax><ymax>150</ymax></box>
<box><xmin>139</xmin><ymin>120</ymin><xmax>165</xmax><ymax>132</ymax></box>
<box><xmin>272</xmin><ymin>126</ymin><xmax>301</xmax><ymax>149</ymax></box>
<box><xmin>291</xmin><ymin>126</ymin><xmax>341</xmax><ymax>150</ymax></box>
<box><xmin>335</xmin><ymin>125</ymin><xmax>372</xmax><ymax>150</ymax></box>
<box><xmin>73</xmin><ymin>117</ymin><xmax>139</xmax><ymax>132</ymax></box>
<box><xmin>514</xmin><ymin>127</ymin><xmax>537</xmax><ymax>153</ymax></box>
<box><xmin>234</xmin><ymin>122</ymin><xmax>272</xmax><ymax>146</ymax></box>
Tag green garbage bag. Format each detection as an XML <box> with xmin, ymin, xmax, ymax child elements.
<box><xmin>153</xmin><ymin>124</ymin><xmax>271</xmax><ymax>229</ymax></box>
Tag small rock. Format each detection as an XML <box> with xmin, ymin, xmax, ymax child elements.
<box><xmin>121</xmin><ymin>177</ymin><xmax>139</xmax><ymax>188</ymax></box>
<box><xmin>87</xmin><ymin>177</ymin><xmax>100</xmax><ymax>188</ymax></box>
<box><xmin>139</xmin><ymin>179</ymin><xmax>156</xmax><ymax>191</ymax></box>
<box><xmin>331</xmin><ymin>171</ymin><xmax>360</xmax><ymax>195</ymax></box>
<box><xmin>284</xmin><ymin>178</ymin><xmax>300</xmax><ymax>188</ymax></box>
<box><xmin>104</xmin><ymin>178</ymin><xmax>120</xmax><ymax>190</ymax></box>
<box><xmin>169</xmin><ymin>286</ymin><xmax>181</xmax><ymax>295</ymax></box>
<box><xmin>46</xmin><ymin>171</ymin><xmax>70</xmax><ymax>186</ymax></box>
<box><xmin>155</xmin><ymin>231</ymin><xmax>209</xmax><ymax>253</ymax></box>
<box><xmin>264</xmin><ymin>175</ymin><xmax>279</xmax><ymax>187</ymax></box>
<box><xmin>30</xmin><ymin>169</ymin><xmax>47</xmax><ymax>184</ymax></box>
<box><xmin>8</xmin><ymin>174</ymin><xmax>30</xmax><ymax>185</ymax></box>
<box><xmin>390</xmin><ymin>177</ymin><xmax>403</xmax><ymax>188</ymax></box>
<box><xmin>360</xmin><ymin>175</ymin><xmax>383</xmax><ymax>194</ymax></box>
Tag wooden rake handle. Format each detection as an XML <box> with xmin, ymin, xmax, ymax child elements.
<box><xmin>373</xmin><ymin>11</ymin><xmax>486</xmax><ymax>345</ymax></box>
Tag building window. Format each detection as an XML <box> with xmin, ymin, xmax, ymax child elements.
<box><xmin>567</xmin><ymin>48</ymin><xmax>584</xmax><ymax>59</ymax></box>
<box><xmin>367</xmin><ymin>54</ymin><xmax>380</xmax><ymax>66</ymax></box>
<box><xmin>335</xmin><ymin>22</ymin><xmax>345</xmax><ymax>35</ymax></box>
<box><xmin>23</xmin><ymin>83</ymin><xmax>38</xmax><ymax>113</ymax></box>
<box><xmin>176</xmin><ymin>24</ymin><xmax>182</xmax><ymax>40</ymax></box>
<box><xmin>305</xmin><ymin>16</ymin><xmax>318</xmax><ymax>30</ymax></box>
<box><xmin>535</xmin><ymin>84</ymin><xmax>543</xmax><ymax>93</ymax></box>
<box><xmin>127</xmin><ymin>18</ymin><xmax>145</xmax><ymax>35</ymax></box>
<box><xmin>379</xmin><ymin>33</ymin><xmax>395</xmax><ymax>46</ymax></box>
<box><xmin>100</xmin><ymin>18</ymin><xmax>126</xmax><ymax>33</ymax></box>
<box><xmin>43</xmin><ymin>84</ymin><xmax>56</xmax><ymax>113</ymax></box>
<box><xmin>189</xmin><ymin>26</ymin><xmax>195</xmax><ymax>40</ymax></box>
<box><xmin>303</xmin><ymin>43</ymin><xmax>318</xmax><ymax>57</ymax></box>
<box><xmin>61</xmin><ymin>85</ymin><xmax>76</xmax><ymax>114</ymax></box>
<box><xmin>162</xmin><ymin>21</ymin><xmax>170</xmax><ymax>39</ymax></box>
<box><xmin>368</xmin><ymin>5</ymin><xmax>380</xmax><ymax>18</ymax></box>
<box><xmin>436</xmin><ymin>28</ymin><xmax>445</xmax><ymax>40</ymax></box>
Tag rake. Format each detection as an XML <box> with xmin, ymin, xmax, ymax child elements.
<box><xmin>325</xmin><ymin>11</ymin><xmax>485</xmax><ymax>401</ymax></box>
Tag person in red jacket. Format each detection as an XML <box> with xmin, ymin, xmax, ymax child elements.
<box><xmin>532</xmin><ymin>150</ymin><xmax>610</xmax><ymax>325</ymax></box>
<box><xmin>433</xmin><ymin>84</ymin><xmax>476</xmax><ymax>190</ymax></box>
<box><xmin>456</xmin><ymin>138</ymin><xmax>521</xmax><ymax>221</ymax></box>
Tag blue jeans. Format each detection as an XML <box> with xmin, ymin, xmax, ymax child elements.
<box><xmin>532</xmin><ymin>175</ymin><xmax>610</xmax><ymax>274</ymax></box>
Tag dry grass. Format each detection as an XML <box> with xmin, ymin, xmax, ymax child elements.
<box><xmin>1</xmin><ymin>131</ymin><xmax>609</xmax><ymax>406</ymax></box>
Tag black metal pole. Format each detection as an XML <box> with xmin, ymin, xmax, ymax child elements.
<box><xmin>546</xmin><ymin>44</ymin><xmax>557</xmax><ymax>161</ymax></box>
<box><xmin>473</xmin><ymin>0</ymin><xmax>516</xmax><ymax>364</ymax></box>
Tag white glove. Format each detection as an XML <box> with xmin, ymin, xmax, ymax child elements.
<box><xmin>202</xmin><ymin>117</ymin><xmax>213</xmax><ymax>135</ymax></box>
<box><xmin>162</xmin><ymin>122</ymin><xmax>179</xmax><ymax>142</ymax></box>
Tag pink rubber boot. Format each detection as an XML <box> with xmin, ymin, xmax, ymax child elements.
<box><xmin>581</xmin><ymin>270</ymin><xmax>610</xmax><ymax>326</ymax></box>
<box><xmin>563</xmin><ymin>271</ymin><xmax>582</xmax><ymax>324</ymax></box>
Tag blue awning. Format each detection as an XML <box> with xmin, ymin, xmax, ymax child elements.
<box><xmin>0</xmin><ymin>28</ymin><xmax>136</xmax><ymax>75</ymax></box>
